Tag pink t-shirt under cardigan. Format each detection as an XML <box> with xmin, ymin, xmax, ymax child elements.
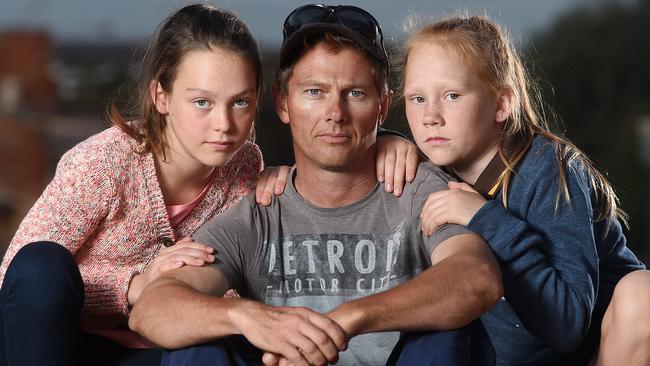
<box><xmin>87</xmin><ymin>184</ymin><xmax>214</xmax><ymax>349</ymax></box>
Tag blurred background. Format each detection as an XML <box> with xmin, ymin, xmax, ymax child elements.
<box><xmin>0</xmin><ymin>0</ymin><xmax>648</xmax><ymax>263</ymax></box>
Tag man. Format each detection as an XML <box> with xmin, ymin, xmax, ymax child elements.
<box><xmin>130</xmin><ymin>4</ymin><xmax>502</xmax><ymax>365</ymax></box>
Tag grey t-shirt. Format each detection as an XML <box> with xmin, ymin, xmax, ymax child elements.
<box><xmin>195</xmin><ymin>162</ymin><xmax>472</xmax><ymax>365</ymax></box>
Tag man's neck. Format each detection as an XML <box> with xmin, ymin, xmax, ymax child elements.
<box><xmin>293</xmin><ymin>160</ymin><xmax>378</xmax><ymax>209</ymax></box>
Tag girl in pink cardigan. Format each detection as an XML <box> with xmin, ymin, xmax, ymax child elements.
<box><xmin>0</xmin><ymin>5</ymin><xmax>263</xmax><ymax>365</ymax></box>
<box><xmin>0</xmin><ymin>4</ymin><xmax>417</xmax><ymax>366</ymax></box>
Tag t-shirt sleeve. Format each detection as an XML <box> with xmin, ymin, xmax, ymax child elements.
<box><xmin>193</xmin><ymin>194</ymin><xmax>260</xmax><ymax>292</ymax></box>
<box><xmin>410</xmin><ymin>164</ymin><xmax>474</xmax><ymax>255</ymax></box>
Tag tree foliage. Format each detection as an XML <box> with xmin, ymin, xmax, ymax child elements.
<box><xmin>525</xmin><ymin>0</ymin><xmax>650</xmax><ymax>260</ymax></box>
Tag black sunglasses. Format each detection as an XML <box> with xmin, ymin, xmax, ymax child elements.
<box><xmin>282</xmin><ymin>4</ymin><xmax>388</xmax><ymax>65</ymax></box>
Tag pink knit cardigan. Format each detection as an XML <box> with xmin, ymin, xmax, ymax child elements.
<box><xmin>0</xmin><ymin>126</ymin><xmax>263</xmax><ymax>330</ymax></box>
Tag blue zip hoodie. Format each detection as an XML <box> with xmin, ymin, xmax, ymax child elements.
<box><xmin>468</xmin><ymin>136</ymin><xmax>645</xmax><ymax>365</ymax></box>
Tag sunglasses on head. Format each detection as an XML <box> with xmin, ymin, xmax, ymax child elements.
<box><xmin>282</xmin><ymin>4</ymin><xmax>387</xmax><ymax>63</ymax></box>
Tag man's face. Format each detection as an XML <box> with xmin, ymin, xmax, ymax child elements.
<box><xmin>275</xmin><ymin>43</ymin><xmax>389</xmax><ymax>172</ymax></box>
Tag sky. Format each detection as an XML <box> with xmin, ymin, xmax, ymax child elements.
<box><xmin>0</xmin><ymin>0</ymin><xmax>637</xmax><ymax>49</ymax></box>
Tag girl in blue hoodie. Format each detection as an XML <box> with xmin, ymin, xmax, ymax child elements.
<box><xmin>402</xmin><ymin>15</ymin><xmax>648</xmax><ymax>366</ymax></box>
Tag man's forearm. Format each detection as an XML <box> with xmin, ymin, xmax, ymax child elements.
<box><xmin>129</xmin><ymin>275</ymin><xmax>240</xmax><ymax>349</ymax></box>
<box><xmin>330</xmin><ymin>246</ymin><xmax>502</xmax><ymax>336</ymax></box>
<box><xmin>131</xmin><ymin>273</ymin><xmax>349</xmax><ymax>364</ymax></box>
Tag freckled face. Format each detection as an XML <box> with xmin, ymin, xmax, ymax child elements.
<box><xmin>276</xmin><ymin>44</ymin><xmax>388</xmax><ymax>171</ymax></box>
<box><xmin>156</xmin><ymin>48</ymin><xmax>258</xmax><ymax>169</ymax></box>
<box><xmin>404</xmin><ymin>40</ymin><xmax>504</xmax><ymax>175</ymax></box>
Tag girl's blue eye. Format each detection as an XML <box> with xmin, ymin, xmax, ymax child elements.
<box><xmin>446</xmin><ymin>93</ymin><xmax>460</xmax><ymax>101</ymax></box>
<box><xmin>410</xmin><ymin>96</ymin><xmax>425</xmax><ymax>104</ymax></box>
<box><xmin>234</xmin><ymin>99</ymin><xmax>249</xmax><ymax>108</ymax></box>
<box><xmin>194</xmin><ymin>99</ymin><xmax>209</xmax><ymax>108</ymax></box>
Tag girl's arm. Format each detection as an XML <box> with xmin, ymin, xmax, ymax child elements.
<box><xmin>422</xmin><ymin>147</ymin><xmax>599</xmax><ymax>352</ymax></box>
<box><xmin>255</xmin><ymin>165</ymin><xmax>292</xmax><ymax>206</ymax></box>
<box><xmin>375</xmin><ymin>130</ymin><xmax>419</xmax><ymax>197</ymax></box>
<box><xmin>466</xmin><ymin>159</ymin><xmax>598</xmax><ymax>352</ymax></box>
<box><xmin>0</xmin><ymin>142</ymin><xmax>114</xmax><ymax>285</ymax></box>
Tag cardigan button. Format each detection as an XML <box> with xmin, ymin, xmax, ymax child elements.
<box><xmin>161</xmin><ymin>237</ymin><xmax>175</xmax><ymax>247</ymax></box>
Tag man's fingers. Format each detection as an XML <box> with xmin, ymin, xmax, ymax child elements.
<box><xmin>299</xmin><ymin>324</ymin><xmax>340</xmax><ymax>364</ymax></box>
<box><xmin>290</xmin><ymin>336</ymin><xmax>328</xmax><ymax>366</ymax></box>
<box><xmin>284</xmin><ymin>309</ymin><xmax>344</xmax><ymax>365</ymax></box>
<box><xmin>262</xmin><ymin>352</ymin><xmax>281</xmax><ymax>366</ymax></box>
<box><xmin>241</xmin><ymin>305</ymin><xmax>342</xmax><ymax>366</ymax></box>
<box><xmin>307</xmin><ymin>313</ymin><xmax>348</xmax><ymax>351</ymax></box>
<box><xmin>279</xmin><ymin>339</ymin><xmax>313</xmax><ymax>366</ymax></box>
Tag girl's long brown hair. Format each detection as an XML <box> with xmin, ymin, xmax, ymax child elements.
<box><xmin>108</xmin><ymin>4</ymin><xmax>262</xmax><ymax>160</ymax></box>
